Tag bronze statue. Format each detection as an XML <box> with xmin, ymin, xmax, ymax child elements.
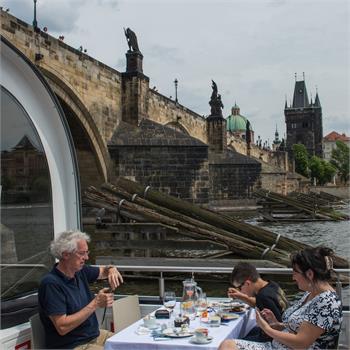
<box><xmin>124</xmin><ymin>27</ymin><xmax>140</xmax><ymax>53</ymax></box>
<box><xmin>245</xmin><ymin>120</ymin><xmax>252</xmax><ymax>145</ymax></box>
<box><xmin>209</xmin><ymin>80</ymin><xmax>224</xmax><ymax>116</ymax></box>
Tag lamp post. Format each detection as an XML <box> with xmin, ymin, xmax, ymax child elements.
<box><xmin>33</xmin><ymin>0</ymin><xmax>38</xmax><ymax>29</ymax></box>
<box><xmin>174</xmin><ymin>78</ymin><xmax>178</xmax><ymax>103</ymax></box>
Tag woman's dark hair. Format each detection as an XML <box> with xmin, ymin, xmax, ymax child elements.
<box><xmin>230</xmin><ymin>262</ymin><xmax>260</xmax><ymax>284</ymax></box>
<box><xmin>290</xmin><ymin>246</ymin><xmax>335</xmax><ymax>281</ymax></box>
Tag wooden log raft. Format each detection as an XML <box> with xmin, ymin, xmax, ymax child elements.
<box><xmin>83</xmin><ymin>178</ymin><xmax>349</xmax><ymax>268</ymax></box>
<box><xmin>254</xmin><ymin>189</ymin><xmax>349</xmax><ymax>221</ymax></box>
<box><xmin>113</xmin><ymin>178</ymin><xmax>307</xmax><ymax>252</ymax></box>
<box><xmin>84</xmin><ymin>187</ymin><xmax>291</xmax><ymax>266</ymax></box>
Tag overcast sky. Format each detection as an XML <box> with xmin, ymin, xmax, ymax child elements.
<box><xmin>2</xmin><ymin>0</ymin><xmax>349</xmax><ymax>144</ymax></box>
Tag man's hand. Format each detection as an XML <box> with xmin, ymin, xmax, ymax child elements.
<box><xmin>95</xmin><ymin>288</ymin><xmax>114</xmax><ymax>308</ymax></box>
<box><xmin>227</xmin><ymin>287</ymin><xmax>246</xmax><ymax>300</ymax></box>
<box><xmin>107</xmin><ymin>266</ymin><xmax>124</xmax><ymax>290</ymax></box>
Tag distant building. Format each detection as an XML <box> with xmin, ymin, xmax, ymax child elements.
<box><xmin>272</xmin><ymin>125</ymin><xmax>282</xmax><ymax>151</ymax></box>
<box><xmin>323</xmin><ymin>131</ymin><xmax>350</xmax><ymax>161</ymax></box>
<box><xmin>284</xmin><ymin>78</ymin><xmax>323</xmax><ymax>158</ymax></box>
<box><xmin>226</xmin><ymin>103</ymin><xmax>254</xmax><ymax>143</ymax></box>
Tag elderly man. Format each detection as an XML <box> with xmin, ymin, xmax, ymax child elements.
<box><xmin>38</xmin><ymin>230</ymin><xmax>123</xmax><ymax>349</ymax></box>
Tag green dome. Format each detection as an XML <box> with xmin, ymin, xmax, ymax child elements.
<box><xmin>226</xmin><ymin>114</ymin><xmax>246</xmax><ymax>131</ymax></box>
<box><xmin>226</xmin><ymin>104</ymin><xmax>253</xmax><ymax>132</ymax></box>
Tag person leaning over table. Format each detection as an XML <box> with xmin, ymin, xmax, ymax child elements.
<box><xmin>219</xmin><ymin>246</ymin><xmax>342</xmax><ymax>350</ymax></box>
<box><xmin>227</xmin><ymin>262</ymin><xmax>288</xmax><ymax>342</ymax></box>
<box><xmin>38</xmin><ymin>230</ymin><xmax>124</xmax><ymax>349</ymax></box>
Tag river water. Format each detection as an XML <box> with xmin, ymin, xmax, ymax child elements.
<box><xmin>245</xmin><ymin>204</ymin><xmax>350</xmax><ymax>260</ymax></box>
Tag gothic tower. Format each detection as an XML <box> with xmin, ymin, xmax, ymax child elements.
<box><xmin>284</xmin><ymin>77</ymin><xmax>323</xmax><ymax>157</ymax></box>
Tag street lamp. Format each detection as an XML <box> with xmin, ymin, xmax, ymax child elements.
<box><xmin>33</xmin><ymin>0</ymin><xmax>38</xmax><ymax>29</ymax></box>
<box><xmin>174</xmin><ymin>78</ymin><xmax>178</xmax><ymax>103</ymax></box>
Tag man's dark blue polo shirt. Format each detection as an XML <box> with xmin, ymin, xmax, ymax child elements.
<box><xmin>38</xmin><ymin>264</ymin><xmax>100</xmax><ymax>349</ymax></box>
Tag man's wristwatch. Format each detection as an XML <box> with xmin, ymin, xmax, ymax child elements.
<box><xmin>105</xmin><ymin>265</ymin><xmax>115</xmax><ymax>274</ymax></box>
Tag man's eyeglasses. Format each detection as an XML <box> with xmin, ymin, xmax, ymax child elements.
<box><xmin>75</xmin><ymin>250</ymin><xmax>90</xmax><ymax>257</ymax></box>
<box><xmin>232</xmin><ymin>280</ymin><xmax>246</xmax><ymax>291</ymax></box>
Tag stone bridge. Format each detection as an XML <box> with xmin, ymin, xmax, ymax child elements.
<box><xmin>1</xmin><ymin>10</ymin><xmax>207</xmax><ymax>190</ymax></box>
<box><xmin>2</xmin><ymin>10</ymin><xmax>295</xmax><ymax>200</ymax></box>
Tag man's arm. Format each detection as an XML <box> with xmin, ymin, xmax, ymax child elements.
<box><xmin>49</xmin><ymin>288</ymin><xmax>113</xmax><ymax>336</ymax></box>
<box><xmin>98</xmin><ymin>265</ymin><xmax>123</xmax><ymax>290</ymax></box>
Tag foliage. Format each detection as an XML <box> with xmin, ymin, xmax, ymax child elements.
<box><xmin>309</xmin><ymin>156</ymin><xmax>322</xmax><ymax>184</ymax></box>
<box><xmin>292</xmin><ymin>144</ymin><xmax>337</xmax><ymax>185</ymax></box>
<box><xmin>292</xmin><ymin>144</ymin><xmax>309</xmax><ymax>177</ymax></box>
<box><xmin>330</xmin><ymin>141</ymin><xmax>350</xmax><ymax>183</ymax></box>
<box><xmin>309</xmin><ymin>156</ymin><xmax>337</xmax><ymax>185</ymax></box>
<box><xmin>322</xmin><ymin>160</ymin><xmax>337</xmax><ymax>185</ymax></box>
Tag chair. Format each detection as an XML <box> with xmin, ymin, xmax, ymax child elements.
<box><xmin>29</xmin><ymin>313</ymin><xmax>46</xmax><ymax>350</ymax></box>
<box><xmin>112</xmin><ymin>295</ymin><xmax>141</xmax><ymax>333</ymax></box>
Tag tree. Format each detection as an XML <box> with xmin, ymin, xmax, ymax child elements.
<box><xmin>309</xmin><ymin>156</ymin><xmax>337</xmax><ymax>185</ymax></box>
<box><xmin>322</xmin><ymin>160</ymin><xmax>337</xmax><ymax>185</ymax></box>
<box><xmin>309</xmin><ymin>156</ymin><xmax>323</xmax><ymax>185</ymax></box>
<box><xmin>330</xmin><ymin>141</ymin><xmax>350</xmax><ymax>184</ymax></box>
<box><xmin>292</xmin><ymin>144</ymin><xmax>309</xmax><ymax>177</ymax></box>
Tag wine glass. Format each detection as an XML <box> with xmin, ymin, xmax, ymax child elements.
<box><xmin>163</xmin><ymin>291</ymin><xmax>176</xmax><ymax>311</ymax></box>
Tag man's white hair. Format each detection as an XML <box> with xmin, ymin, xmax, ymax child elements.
<box><xmin>50</xmin><ymin>230</ymin><xmax>90</xmax><ymax>259</ymax></box>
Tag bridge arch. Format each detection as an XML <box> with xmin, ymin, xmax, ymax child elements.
<box><xmin>40</xmin><ymin>68</ymin><xmax>112</xmax><ymax>189</ymax></box>
<box><xmin>164</xmin><ymin>121</ymin><xmax>190</xmax><ymax>135</ymax></box>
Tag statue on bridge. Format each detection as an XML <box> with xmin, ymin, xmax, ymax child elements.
<box><xmin>209</xmin><ymin>80</ymin><xmax>224</xmax><ymax>117</ymax></box>
<box><xmin>124</xmin><ymin>27</ymin><xmax>141</xmax><ymax>53</ymax></box>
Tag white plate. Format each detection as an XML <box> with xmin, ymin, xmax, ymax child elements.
<box><xmin>145</xmin><ymin>323</ymin><xmax>161</xmax><ymax>330</ymax></box>
<box><xmin>162</xmin><ymin>328</ymin><xmax>194</xmax><ymax>338</ymax></box>
<box><xmin>189</xmin><ymin>336</ymin><xmax>213</xmax><ymax>344</ymax></box>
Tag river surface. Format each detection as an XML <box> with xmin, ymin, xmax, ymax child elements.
<box><xmin>245</xmin><ymin>208</ymin><xmax>350</xmax><ymax>260</ymax></box>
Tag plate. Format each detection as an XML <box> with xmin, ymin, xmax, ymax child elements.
<box><xmin>162</xmin><ymin>328</ymin><xmax>194</xmax><ymax>338</ymax></box>
<box><xmin>189</xmin><ymin>336</ymin><xmax>213</xmax><ymax>344</ymax></box>
<box><xmin>220</xmin><ymin>313</ymin><xmax>240</xmax><ymax>322</ymax></box>
<box><xmin>145</xmin><ymin>323</ymin><xmax>161</xmax><ymax>330</ymax></box>
<box><xmin>221</xmin><ymin>306</ymin><xmax>246</xmax><ymax>314</ymax></box>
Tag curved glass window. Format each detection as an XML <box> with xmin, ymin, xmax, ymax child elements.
<box><xmin>1</xmin><ymin>87</ymin><xmax>54</xmax><ymax>301</ymax></box>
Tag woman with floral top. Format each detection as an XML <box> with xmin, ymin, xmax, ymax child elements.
<box><xmin>219</xmin><ymin>246</ymin><xmax>342</xmax><ymax>350</ymax></box>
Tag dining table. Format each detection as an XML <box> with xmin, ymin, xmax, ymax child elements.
<box><xmin>104</xmin><ymin>302</ymin><xmax>256</xmax><ymax>350</ymax></box>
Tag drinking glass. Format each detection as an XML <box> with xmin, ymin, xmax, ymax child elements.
<box><xmin>196</xmin><ymin>292</ymin><xmax>208</xmax><ymax>313</ymax></box>
<box><xmin>163</xmin><ymin>291</ymin><xmax>176</xmax><ymax>310</ymax></box>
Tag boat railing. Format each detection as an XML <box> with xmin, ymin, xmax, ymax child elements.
<box><xmin>93</xmin><ymin>264</ymin><xmax>350</xmax><ymax>304</ymax></box>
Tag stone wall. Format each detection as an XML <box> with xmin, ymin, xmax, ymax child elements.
<box><xmin>147</xmin><ymin>90</ymin><xmax>207</xmax><ymax>142</ymax></box>
<box><xmin>0</xmin><ymin>11</ymin><xmax>123</xmax><ymax>145</ymax></box>
<box><xmin>110</xmin><ymin>145</ymin><xmax>209</xmax><ymax>203</ymax></box>
<box><xmin>209</xmin><ymin>163</ymin><xmax>261</xmax><ymax>201</ymax></box>
<box><xmin>228</xmin><ymin>135</ymin><xmax>289</xmax><ymax>171</ymax></box>
<box><xmin>208</xmin><ymin>151</ymin><xmax>261</xmax><ymax>201</ymax></box>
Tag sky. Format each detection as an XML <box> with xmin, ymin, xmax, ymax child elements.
<box><xmin>2</xmin><ymin>0</ymin><xmax>349</xmax><ymax>144</ymax></box>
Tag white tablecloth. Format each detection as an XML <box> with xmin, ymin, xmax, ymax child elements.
<box><xmin>104</xmin><ymin>305</ymin><xmax>256</xmax><ymax>350</ymax></box>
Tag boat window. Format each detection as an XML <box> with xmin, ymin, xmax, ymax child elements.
<box><xmin>0</xmin><ymin>87</ymin><xmax>54</xmax><ymax>301</ymax></box>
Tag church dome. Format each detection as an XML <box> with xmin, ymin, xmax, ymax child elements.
<box><xmin>226</xmin><ymin>104</ymin><xmax>253</xmax><ymax>132</ymax></box>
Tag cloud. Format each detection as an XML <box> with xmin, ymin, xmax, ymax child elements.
<box><xmin>146</xmin><ymin>45</ymin><xmax>185</xmax><ymax>65</ymax></box>
<box><xmin>1</xmin><ymin>0</ymin><xmax>119</xmax><ymax>33</ymax></box>
<box><xmin>1</xmin><ymin>0</ymin><xmax>32</xmax><ymax>22</ymax></box>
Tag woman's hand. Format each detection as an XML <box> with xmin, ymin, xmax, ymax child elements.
<box><xmin>260</xmin><ymin>308</ymin><xmax>278</xmax><ymax>324</ymax></box>
<box><xmin>255</xmin><ymin>308</ymin><xmax>272</xmax><ymax>333</ymax></box>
